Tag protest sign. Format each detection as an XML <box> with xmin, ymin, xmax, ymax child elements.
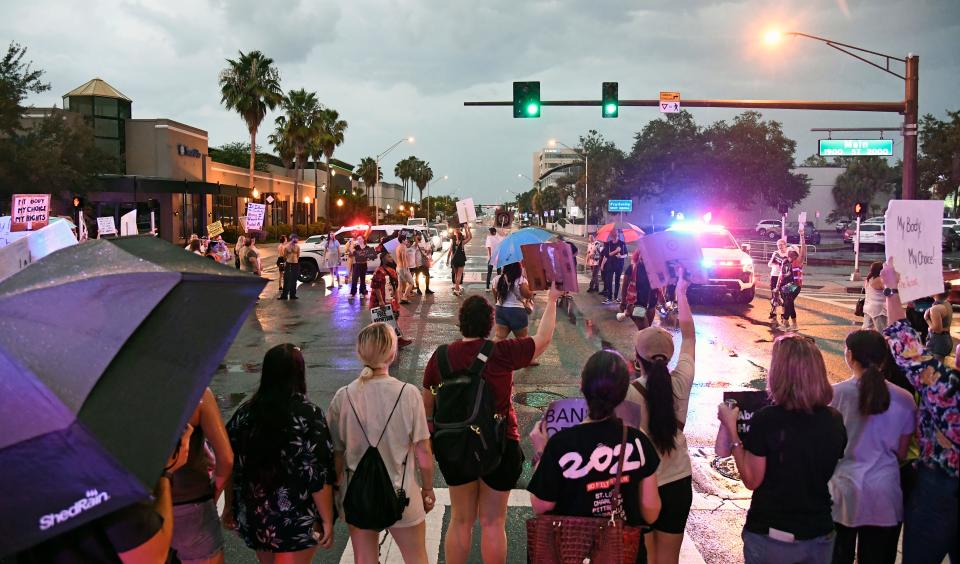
<box><xmin>0</xmin><ymin>218</ymin><xmax>77</xmax><ymax>282</ymax></box>
<box><xmin>370</xmin><ymin>304</ymin><xmax>400</xmax><ymax>334</ymax></box>
<box><xmin>97</xmin><ymin>216</ymin><xmax>117</xmax><ymax>236</ymax></box>
<box><xmin>722</xmin><ymin>390</ymin><xmax>771</xmax><ymax>443</ymax></box>
<box><xmin>456</xmin><ymin>197</ymin><xmax>477</xmax><ymax>224</ymax></box>
<box><xmin>383</xmin><ymin>237</ymin><xmax>401</xmax><ymax>258</ymax></box>
<box><xmin>637</xmin><ymin>231</ymin><xmax>708</xmax><ymax>289</ymax></box>
<box><xmin>540</xmin><ymin>398</ymin><xmax>587</xmax><ymax>437</ymax></box>
<box><xmin>520</xmin><ymin>241</ymin><xmax>579</xmax><ymax>292</ymax></box>
<box><xmin>120</xmin><ymin>209</ymin><xmax>137</xmax><ymax>236</ymax></box>
<box><xmin>206</xmin><ymin>220</ymin><xmax>224</xmax><ymax>238</ymax></box>
<box><xmin>10</xmin><ymin>194</ymin><xmax>51</xmax><ymax>232</ymax></box>
<box><xmin>0</xmin><ymin>237</ymin><xmax>32</xmax><ymax>283</ymax></box>
<box><xmin>884</xmin><ymin>200</ymin><xmax>944</xmax><ymax>302</ymax></box>
<box><xmin>798</xmin><ymin>211</ymin><xmax>807</xmax><ymax>226</ymax></box>
<box><xmin>246</xmin><ymin>202</ymin><xmax>266</xmax><ymax>231</ymax></box>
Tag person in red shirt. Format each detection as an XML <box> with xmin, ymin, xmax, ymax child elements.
<box><xmin>371</xmin><ymin>251</ymin><xmax>412</xmax><ymax>348</ymax></box>
<box><xmin>422</xmin><ymin>285</ymin><xmax>562</xmax><ymax>564</ymax></box>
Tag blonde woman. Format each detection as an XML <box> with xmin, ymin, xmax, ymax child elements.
<box><xmin>234</xmin><ymin>235</ymin><xmax>246</xmax><ymax>270</ymax></box>
<box><xmin>327</xmin><ymin>323</ymin><xmax>434</xmax><ymax>564</ymax></box>
<box><xmin>717</xmin><ymin>335</ymin><xmax>847</xmax><ymax>563</ymax></box>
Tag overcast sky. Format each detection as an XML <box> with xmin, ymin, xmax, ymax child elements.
<box><xmin>4</xmin><ymin>0</ymin><xmax>959</xmax><ymax>203</ymax></box>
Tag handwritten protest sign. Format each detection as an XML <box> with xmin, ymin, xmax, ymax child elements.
<box><xmin>370</xmin><ymin>304</ymin><xmax>400</xmax><ymax>334</ymax></box>
<box><xmin>206</xmin><ymin>220</ymin><xmax>224</xmax><ymax>238</ymax></box>
<box><xmin>97</xmin><ymin>216</ymin><xmax>117</xmax><ymax>236</ymax></box>
<box><xmin>120</xmin><ymin>209</ymin><xmax>137</xmax><ymax>236</ymax></box>
<box><xmin>885</xmin><ymin>200</ymin><xmax>944</xmax><ymax>302</ymax></box>
<box><xmin>10</xmin><ymin>194</ymin><xmax>51</xmax><ymax>232</ymax></box>
<box><xmin>246</xmin><ymin>203</ymin><xmax>266</xmax><ymax>231</ymax></box>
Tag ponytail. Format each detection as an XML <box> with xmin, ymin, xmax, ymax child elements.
<box><xmin>639</xmin><ymin>356</ymin><xmax>678</xmax><ymax>453</ymax></box>
<box><xmin>845</xmin><ymin>330</ymin><xmax>892</xmax><ymax>416</ymax></box>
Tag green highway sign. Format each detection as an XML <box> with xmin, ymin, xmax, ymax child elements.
<box><xmin>819</xmin><ymin>139</ymin><xmax>894</xmax><ymax>157</ymax></box>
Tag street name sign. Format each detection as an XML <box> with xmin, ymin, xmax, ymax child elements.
<box><xmin>608</xmin><ymin>199</ymin><xmax>633</xmax><ymax>213</ymax></box>
<box><xmin>10</xmin><ymin>194</ymin><xmax>51</xmax><ymax>232</ymax></box>
<box><xmin>885</xmin><ymin>200</ymin><xmax>943</xmax><ymax>303</ymax></box>
<box><xmin>819</xmin><ymin>139</ymin><xmax>894</xmax><ymax>157</ymax></box>
<box><xmin>659</xmin><ymin>91</ymin><xmax>680</xmax><ymax>113</ymax></box>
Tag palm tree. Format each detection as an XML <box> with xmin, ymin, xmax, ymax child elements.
<box><xmin>394</xmin><ymin>156</ymin><xmax>415</xmax><ymax>202</ymax></box>
<box><xmin>413</xmin><ymin>159</ymin><xmax>434</xmax><ymax>204</ymax></box>
<box><xmin>316</xmin><ymin>108</ymin><xmax>348</xmax><ymax>219</ymax></box>
<box><xmin>357</xmin><ymin>157</ymin><xmax>381</xmax><ymax>208</ymax></box>
<box><xmin>218</xmin><ymin>50</ymin><xmax>283</xmax><ymax>190</ymax></box>
<box><xmin>273</xmin><ymin>89</ymin><xmax>322</xmax><ymax>222</ymax></box>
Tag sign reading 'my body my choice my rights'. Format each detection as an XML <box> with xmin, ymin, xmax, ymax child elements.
<box><xmin>885</xmin><ymin>200</ymin><xmax>944</xmax><ymax>303</ymax></box>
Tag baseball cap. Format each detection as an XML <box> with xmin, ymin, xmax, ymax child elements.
<box><xmin>635</xmin><ymin>327</ymin><xmax>675</xmax><ymax>361</ymax></box>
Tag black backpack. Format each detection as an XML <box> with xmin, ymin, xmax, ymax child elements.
<box><xmin>342</xmin><ymin>385</ymin><xmax>410</xmax><ymax>531</ymax></box>
<box><xmin>430</xmin><ymin>340</ymin><xmax>505</xmax><ymax>480</ymax></box>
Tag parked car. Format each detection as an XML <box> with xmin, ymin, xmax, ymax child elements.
<box><xmin>834</xmin><ymin>220</ymin><xmax>851</xmax><ymax>233</ymax></box>
<box><xmin>863</xmin><ymin>216</ymin><xmax>885</xmax><ymax>225</ymax></box>
<box><xmin>785</xmin><ymin>221</ymin><xmax>821</xmax><ymax>245</ymax></box>
<box><xmin>856</xmin><ymin>223</ymin><xmax>885</xmax><ymax>251</ymax></box>
<box><xmin>943</xmin><ymin>226</ymin><xmax>960</xmax><ymax>252</ymax></box>
<box><xmin>755</xmin><ymin>219</ymin><xmax>782</xmax><ymax>240</ymax></box>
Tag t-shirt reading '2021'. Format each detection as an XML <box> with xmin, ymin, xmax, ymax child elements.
<box><xmin>527</xmin><ymin>419</ymin><xmax>660</xmax><ymax>526</ymax></box>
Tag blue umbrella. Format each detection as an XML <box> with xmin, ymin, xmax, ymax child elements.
<box><xmin>494</xmin><ymin>227</ymin><xmax>553</xmax><ymax>268</ymax></box>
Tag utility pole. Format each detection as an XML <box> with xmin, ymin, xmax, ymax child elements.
<box><xmin>902</xmin><ymin>54</ymin><xmax>920</xmax><ymax>199</ymax></box>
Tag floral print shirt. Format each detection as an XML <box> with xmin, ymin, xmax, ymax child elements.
<box><xmin>226</xmin><ymin>394</ymin><xmax>335</xmax><ymax>552</ymax></box>
<box><xmin>884</xmin><ymin>320</ymin><xmax>960</xmax><ymax>478</ymax></box>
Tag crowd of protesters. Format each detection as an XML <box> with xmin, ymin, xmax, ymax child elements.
<box><xmin>30</xmin><ymin>219</ymin><xmax>957</xmax><ymax>564</ymax></box>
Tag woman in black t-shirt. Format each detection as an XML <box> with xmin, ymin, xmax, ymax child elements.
<box><xmin>717</xmin><ymin>334</ymin><xmax>846</xmax><ymax>564</ymax></box>
<box><xmin>528</xmin><ymin>350</ymin><xmax>661</xmax><ymax>529</ymax></box>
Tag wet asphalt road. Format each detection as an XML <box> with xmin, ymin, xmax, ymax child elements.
<box><xmin>210</xmin><ymin>225</ymin><xmax>864</xmax><ymax>564</ymax></box>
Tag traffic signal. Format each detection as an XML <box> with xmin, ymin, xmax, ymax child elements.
<box><xmin>513</xmin><ymin>81</ymin><xmax>540</xmax><ymax>118</ymax></box>
<box><xmin>602</xmin><ymin>82</ymin><xmax>618</xmax><ymax>118</ymax></box>
<box><xmin>853</xmin><ymin>202</ymin><xmax>865</xmax><ymax>219</ymax></box>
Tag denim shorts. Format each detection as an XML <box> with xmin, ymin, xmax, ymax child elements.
<box><xmin>171</xmin><ymin>499</ymin><xmax>224</xmax><ymax>562</ymax></box>
<box><xmin>495</xmin><ymin>305</ymin><xmax>528</xmax><ymax>332</ymax></box>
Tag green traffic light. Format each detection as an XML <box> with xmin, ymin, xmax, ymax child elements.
<box><xmin>527</xmin><ymin>103</ymin><xmax>540</xmax><ymax>116</ymax></box>
<box><xmin>604</xmin><ymin>103</ymin><xmax>617</xmax><ymax>115</ymax></box>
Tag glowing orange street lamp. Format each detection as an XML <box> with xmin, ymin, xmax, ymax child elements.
<box><xmin>336</xmin><ymin>198</ymin><xmax>344</xmax><ymax>207</ymax></box>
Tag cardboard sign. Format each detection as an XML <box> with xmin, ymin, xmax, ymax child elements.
<box><xmin>246</xmin><ymin>203</ymin><xmax>266</xmax><ymax>231</ymax></box>
<box><xmin>637</xmin><ymin>231</ymin><xmax>708</xmax><ymax>289</ymax></box>
<box><xmin>10</xmin><ymin>194</ymin><xmax>51</xmax><ymax>232</ymax></box>
<box><xmin>723</xmin><ymin>390</ymin><xmax>772</xmax><ymax>444</ymax></box>
<box><xmin>884</xmin><ymin>200</ymin><xmax>944</xmax><ymax>302</ymax></box>
<box><xmin>206</xmin><ymin>221</ymin><xmax>224</xmax><ymax>238</ymax></box>
<box><xmin>456</xmin><ymin>197</ymin><xmax>477</xmax><ymax>224</ymax></box>
<box><xmin>370</xmin><ymin>304</ymin><xmax>400</xmax><ymax>334</ymax></box>
<box><xmin>520</xmin><ymin>241</ymin><xmax>579</xmax><ymax>292</ymax></box>
<box><xmin>120</xmin><ymin>209</ymin><xmax>137</xmax><ymax>236</ymax></box>
<box><xmin>97</xmin><ymin>216</ymin><xmax>117</xmax><ymax>236</ymax></box>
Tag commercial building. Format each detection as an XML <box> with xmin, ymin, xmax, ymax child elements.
<box><xmin>532</xmin><ymin>147</ymin><xmax>582</xmax><ymax>187</ymax></box>
<box><xmin>32</xmin><ymin>78</ymin><xmax>361</xmax><ymax>243</ymax></box>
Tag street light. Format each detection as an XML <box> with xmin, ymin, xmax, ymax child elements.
<box><xmin>427</xmin><ymin>174</ymin><xmax>448</xmax><ymax>223</ymax></box>
<box><xmin>374</xmin><ymin>136</ymin><xmax>415</xmax><ymax>225</ymax></box>
<box><xmin>764</xmin><ymin>30</ymin><xmax>919</xmax><ymax>199</ymax></box>
<box><xmin>547</xmin><ymin>139</ymin><xmax>590</xmax><ymax>230</ymax></box>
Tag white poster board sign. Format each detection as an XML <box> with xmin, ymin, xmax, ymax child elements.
<box><xmin>120</xmin><ymin>209</ymin><xmax>137</xmax><ymax>236</ymax></box>
<box><xmin>798</xmin><ymin>211</ymin><xmax>807</xmax><ymax>226</ymax></box>
<box><xmin>456</xmin><ymin>198</ymin><xmax>477</xmax><ymax>224</ymax></box>
<box><xmin>0</xmin><ymin>218</ymin><xmax>78</xmax><ymax>282</ymax></box>
<box><xmin>0</xmin><ymin>237</ymin><xmax>32</xmax><ymax>283</ymax></box>
<box><xmin>370</xmin><ymin>305</ymin><xmax>400</xmax><ymax>334</ymax></box>
<box><xmin>884</xmin><ymin>200</ymin><xmax>944</xmax><ymax>303</ymax></box>
<box><xmin>246</xmin><ymin>203</ymin><xmax>266</xmax><ymax>231</ymax></box>
<box><xmin>97</xmin><ymin>216</ymin><xmax>117</xmax><ymax>236</ymax></box>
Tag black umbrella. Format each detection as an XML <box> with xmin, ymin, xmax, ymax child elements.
<box><xmin>0</xmin><ymin>236</ymin><xmax>266</xmax><ymax>556</ymax></box>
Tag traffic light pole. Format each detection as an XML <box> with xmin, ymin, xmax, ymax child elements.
<box><xmin>852</xmin><ymin>216</ymin><xmax>862</xmax><ymax>281</ymax></box>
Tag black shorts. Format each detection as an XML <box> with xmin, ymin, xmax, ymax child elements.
<box><xmin>439</xmin><ymin>439</ymin><xmax>524</xmax><ymax>492</ymax></box>
<box><xmin>650</xmin><ymin>476</ymin><xmax>693</xmax><ymax>534</ymax></box>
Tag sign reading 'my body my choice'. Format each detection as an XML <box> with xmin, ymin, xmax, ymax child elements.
<box><xmin>885</xmin><ymin>200</ymin><xmax>944</xmax><ymax>303</ymax></box>
<box><xmin>11</xmin><ymin>194</ymin><xmax>51</xmax><ymax>232</ymax></box>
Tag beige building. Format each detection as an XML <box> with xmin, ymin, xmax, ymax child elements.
<box><xmin>532</xmin><ymin>147</ymin><xmax>582</xmax><ymax>187</ymax></box>
<box><xmin>49</xmin><ymin>78</ymin><xmax>358</xmax><ymax>243</ymax></box>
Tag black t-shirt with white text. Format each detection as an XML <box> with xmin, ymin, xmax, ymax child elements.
<box><xmin>527</xmin><ymin>419</ymin><xmax>660</xmax><ymax>526</ymax></box>
<box><xmin>743</xmin><ymin>404</ymin><xmax>847</xmax><ymax>540</ymax></box>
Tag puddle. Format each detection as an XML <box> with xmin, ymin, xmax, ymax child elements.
<box><xmin>514</xmin><ymin>390</ymin><xmax>566</xmax><ymax>409</ymax></box>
